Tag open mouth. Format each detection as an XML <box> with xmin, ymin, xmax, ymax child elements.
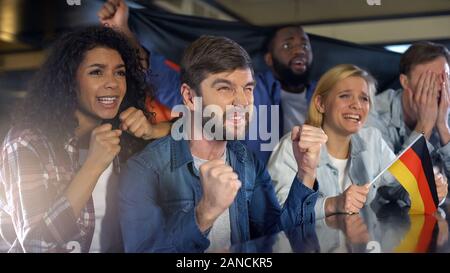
<box><xmin>226</xmin><ymin>111</ymin><xmax>246</xmax><ymax>125</ymax></box>
<box><xmin>97</xmin><ymin>96</ymin><xmax>119</xmax><ymax>106</ymax></box>
<box><xmin>343</xmin><ymin>114</ymin><xmax>361</xmax><ymax>122</ymax></box>
<box><xmin>290</xmin><ymin>57</ymin><xmax>307</xmax><ymax>68</ymax></box>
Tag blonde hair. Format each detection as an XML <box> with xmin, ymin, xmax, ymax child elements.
<box><xmin>306</xmin><ymin>64</ymin><xmax>376</xmax><ymax>127</ymax></box>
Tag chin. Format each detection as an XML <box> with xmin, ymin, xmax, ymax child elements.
<box><xmin>223</xmin><ymin>126</ymin><xmax>247</xmax><ymax>140</ymax></box>
<box><xmin>96</xmin><ymin>110</ymin><xmax>119</xmax><ymax>120</ymax></box>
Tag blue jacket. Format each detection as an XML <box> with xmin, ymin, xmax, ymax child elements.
<box><xmin>150</xmin><ymin>53</ymin><xmax>315</xmax><ymax>164</ymax></box>
<box><xmin>118</xmin><ymin>135</ymin><xmax>318</xmax><ymax>252</ymax></box>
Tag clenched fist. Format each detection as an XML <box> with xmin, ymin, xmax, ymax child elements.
<box><xmin>195</xmin><ymin>159</ymin><xmax>241</xmax><ymax>232</ymax></box>
<box><xmin>97</xmin><ymin>0</ymin><xmax>129</xmax><ymax>31</ymax></box>
<box><xmin>119</xmin><ymin>107</ymin><xmax>155</xmax><ymax>140</ymax></box>
<box><xmin>336</xmin><ymin>184</ymin><xmax>369</xmax><ymax>214</ymax></box>
<box><xmin>291</xmin><ymin>125</ymin><xmax>328</xmax><ymax>188</ymax></box>
<box><xmin>85</xmin><ymin>123</ymin><xmax>121</xmax><ymax>174</ymax></box>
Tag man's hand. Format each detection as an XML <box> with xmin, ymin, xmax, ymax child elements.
<box><xmin>435</xmin><ymin>172</ymin><xmax>448</xmax><ymax>204</ymax></box>
<box><xmin>195</xmin><ymin>160</ymin><xmax>241</xmax><ymax>232</ymax></box>
<box><xmin>97</xmin><ymin>0</ymin><xmax>130</xmax><ymax>32</ymax></box>
<box><xmin>291</xmin><ymin>125</ymin><xmax>327</xmax><ymax>189</ymax></box>
<box><xmin>97</xmin><ymin>0</ymin><xmax>149</xmax><ymax>69</ymax></box>
<box><xmin>119</xmin><ymin>107</ymin><xmax>156</xmax><ymax>140</ymax></box>
<box><xmin>436</xmin><ymin>72</ymin><xmax>450</xmax><ymax>145</ymax></box>
<box><xmin>412</xmin><ymin>71</ymin><xmax>440</xmax><ymax>139</ymax></box>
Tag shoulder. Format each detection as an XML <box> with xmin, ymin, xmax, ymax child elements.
<box><xmin>256</xmin><ymin>70</ymin><xmax>278</xmax><ymax>90</ymax></box>
<box><xmin>268</xmin><ymin>132</ymin><xmax>295</xmax><ymax>168</ymax></box>
<box><xmin>2</xmin><ymin>126</ymin><xmax>51</xmax><ymax>153</ymax></box>
<box><xmin>274</xmin><ymin>132</ymin><xmax>292</xmax><ymax>153</ymax></box>
<box><xmin>355</xmin><ymin>127</ymin><xmax>390</xmax><ymax>154</ymax></box>
<box><xmin>373</xmin><ymin>88</ymin><xmax>401</xmax><ymax>113</ymax></box>
<box><xmin>357</xmin><ymin>126</ymin><xmax>382</xmax><ymax>139</ymax></box>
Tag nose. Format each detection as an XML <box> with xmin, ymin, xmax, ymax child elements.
<box><xmin>233</xmin><ymin>87</ymin><xmax>250</xmax><ymax>107</ymax></box>
<box><xmin>293</xmin><ymin>45</ymin><xmax>305</xmax><ymax>56</ymax></box>
<box><xmin>350</xmin><ymin>96</ymin><xmax>362</xmax><ymax>110</ymax></box>
<box><xmin>104</xmin><ymin>72</ymin><xmax>119</xmax><ymax>89</ymax></box>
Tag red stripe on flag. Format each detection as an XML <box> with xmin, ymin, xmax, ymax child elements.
<box><xmin>415</xmin><ymin>215</ymin><xmax>436</xmax><ymax>252</ymax></box>
<box><xmin>399</xmin><ymin>149</ymin><xmax>436</xmax><ymax>214</ymax></box>
<box><xmin>164</xmin><ymin>60</ymin><xmax>180</xmax><ymax>72</ymax></box>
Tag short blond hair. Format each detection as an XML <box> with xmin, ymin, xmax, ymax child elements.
<box><xmin>306</xmin><ymin>64</ymin><xmax>376</xmax><ymax>127</ymax></box>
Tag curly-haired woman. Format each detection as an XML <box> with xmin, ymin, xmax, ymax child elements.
<box><xmin>0</xmin><ymin>26</ymin><xmax>169</xmax><ymax>252</ymax></box>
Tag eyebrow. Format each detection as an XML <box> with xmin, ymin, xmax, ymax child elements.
<box><xmin>86</xmin><ymin>63</ymin><xmax>125</xmax><ymax>69</ymax></box>
<box><xmin>282</xmin><ymin>37</ymin><xmax>294</xmax><ymax>42</ymax></box>
<box><xmin>211</xmin><ymin>78</ymin><xmax>256</xmax><ymax>88</ymax></box>
<box><xmin>338</xmin><ymin>89</ymin><xmax>369</xmax><ymax>95</ymax></box>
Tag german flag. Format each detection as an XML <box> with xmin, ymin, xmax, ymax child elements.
<box><xmin>394</xmin><ymin>214</ymin><xmax>437</xmax><ymax>252</ymax></box>
<box><xmin>388</xmin><ymin>135</ymin><xmax>439</xmax><ymax>215</ymax></box>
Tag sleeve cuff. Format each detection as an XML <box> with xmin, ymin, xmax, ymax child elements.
<box><xmin>175</xmin><ymin>208</ymin><xmax>210</xmax><ymax>252</ymax></box>
<box><xmin>42</xmin><ymin>195</ymin><xmax>81</xmax><ymax>245</ymax></box>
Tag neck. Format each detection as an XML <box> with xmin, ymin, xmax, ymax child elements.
<box><xmin>74</xmin><ymin>109</ymin><xmax>101</xmax><ymax>148</ymax></box>
<box><xmin>323</xmin><ymin>124</ymin><xmax>351</xmax><ymax>159</ymax></box>
<box><xmin>188</xmin><ymin>118</ymin><xmax>227</xmax><ymax>160</ymax></box>
<box><xmin>401</xmin><ymin>91</ymin><xmax>417</xmax><ymax>130</ymax></box>
<box><xmin>190</xmin><ymin>139</ymin><xmax>227</xmax><ymax>160</ymax></box>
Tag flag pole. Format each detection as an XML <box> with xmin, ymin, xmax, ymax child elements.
<box><xmin>367</xmin><ymin>132</ymin><xmax>424</xmax><ymax>188</ymax></box>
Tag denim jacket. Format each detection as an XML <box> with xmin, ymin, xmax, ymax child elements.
<box><xmin>269</xmin><ymin>127</ymin><xmax>407</xmax><ymax>219</ymax></box>
<box><xmin>118</xmin><ymin>135</ymin><xmax>318</xmax><ymax>252</ymax></box>
<box><xmin>366</xmin><ymin>88</ymin><xmax>450</xmax><ymax>179</ymax></box>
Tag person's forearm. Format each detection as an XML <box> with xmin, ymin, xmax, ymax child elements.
<box><xmin>143</xmin><ymin>122</ymin><xmax>172</xmax><ymax>140</ymax></box>
<box><xmin>195</xmin><ymin>201</ymin><xmax>217</xmax><ymax>233</ymax></box>
<box><xmin>65</xmin><ymin>161</ymin><xmax>103</xmax><ymax>217</ymax></box>
<box><xmin>437</xmin><ymin>123</ymin><xmax>450</xmax><ymax>146</ymax></box>
<box><xmin>324</xmin><ymin>196</ymin><xmax>339</xmax><ymax>217</ymax></box>
<box><xmin>121</xmin><ymin>27</ymin><xmax>149</xmax><ymax>70</ymax></box>
<box><xmin>414</xmin><ymin>122</ymin><xmax>433</xmax><ymax>140</ymax></box>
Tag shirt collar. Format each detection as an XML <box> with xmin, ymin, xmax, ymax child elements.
<box><xmin>169</xmin><ymin>137</ymin><xmax>248</xmax><ymax>170</ymax></box>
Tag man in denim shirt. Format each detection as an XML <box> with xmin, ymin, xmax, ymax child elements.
<box><xmin>366</xmin><ymin>42</ymin><xmax>449</xmax><ymax>199</ymax></box>
<box><xmin>96</xmin><ymin>0</ymin><xmax>316</xmax><ymax>164</ymax></box>
<box><xmin>118</xmin><ymin>36</ymin><xmax>327</xmax><ymax>252</ymax></box>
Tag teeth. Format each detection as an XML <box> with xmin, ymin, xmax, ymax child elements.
<box><xmin>343</xmin><ymin>114</ymin><xmax>360</xmax><ymax>121</ymax></box>
<box><xmin>97</xmin><ymin>96</ymin><xmax>117</xmax><ymax>105</ymax></box>
<box><xmin>292</xmin><ymin>57</ymin><xmax>305</xmax><ymax>65</ymax></box>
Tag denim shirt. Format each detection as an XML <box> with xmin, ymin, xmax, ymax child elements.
<box><xmin>366</xmin><ymin>88</ymin><xmax>450</xmax><ymax>179</ymax></box>
<box><xmin>269</xmin><ymin>127</ymin><xmax>407</xmax><ymax>219</ymax></box>
<box><xmin>149</xmin><ymin>52</ymin><xmax>315</xmax><ymax>165</ymax></box>
<box><xmin>118</xmin><ymin>135</ymin><xmax>318</xmax><ymax>253</ymax></box>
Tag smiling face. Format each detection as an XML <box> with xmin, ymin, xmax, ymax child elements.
<box><xmin>76</xmin><ymin>47</ymin><xmax>126</xmax><ymax>121</ymax></box>
<box><xmin>317</xmin><ymin>76</ymin><xmax>370</xmax><ymax>137</ymax></box>
<box><xmin>193</xmin><ymin>68</ymin><xmax>255</xmax><ymax>140</ymax></box>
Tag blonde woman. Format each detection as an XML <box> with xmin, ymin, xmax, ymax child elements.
<box><xmin>268</xmin><ymin>64</ymin><xmax>418</xmax><ymax>219</ymax></box>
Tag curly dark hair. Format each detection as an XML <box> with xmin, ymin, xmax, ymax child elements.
<box><xmin>14</xmin><ymin>26</ymin><xmax>153</xmax><ymax>158</ymax></box>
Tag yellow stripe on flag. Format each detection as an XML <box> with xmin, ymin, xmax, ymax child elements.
<box><xmin>394</xmin><ymin>215</ymin><xmax>424</xmax><ymax>252</ymax></box>
<box><xmin>388</xmin><ymin>160</ymin><xmax>425</xmax><ymax>214</ymax></box>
